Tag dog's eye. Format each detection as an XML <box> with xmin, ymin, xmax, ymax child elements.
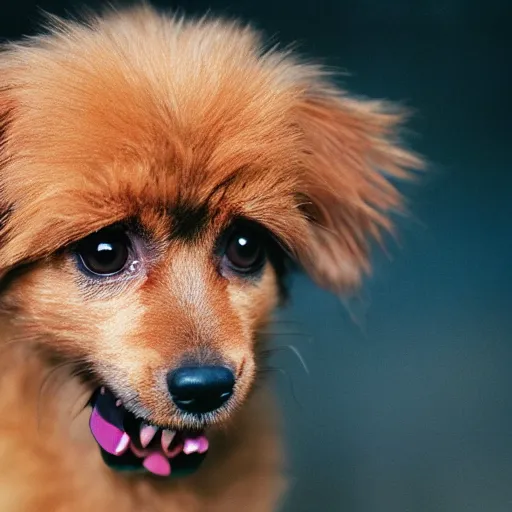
<box><xmin>223</xmin><ymin>225</ymin><xmax>266</xmax><ymax>274</ymax></box>
<box><xmin>75</xmin><ymin>228</ymin><xmax>131</xmax><ymax>276</ymax></box>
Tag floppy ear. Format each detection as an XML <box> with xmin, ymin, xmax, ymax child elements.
<box><xmin>295</xmin><ymin>92</ymin><xmax>423</xmax><ymax>292</ymax></box>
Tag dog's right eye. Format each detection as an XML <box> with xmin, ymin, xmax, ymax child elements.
<box><xmin>75</xmin><ymin>228</ymin><xmax>131</xmax><ymax>276</ymax></box>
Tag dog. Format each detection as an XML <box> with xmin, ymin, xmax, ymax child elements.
<box><xmin>0</xmin><ymin>5</ymin><xmax>422</xmax><ymax>511</ymax></box>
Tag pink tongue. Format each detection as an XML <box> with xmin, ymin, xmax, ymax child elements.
<box><xmin>143</xmin><ymin>452</ymin><xmax>171</xmax><ymax>476</ymax></box>
<box><xmin>89</xmin><ymin>406</ymin><xmax>128</xmax><ymax>455</ymax></box>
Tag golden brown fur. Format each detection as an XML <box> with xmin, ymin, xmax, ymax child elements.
<box><xmin>0</xmin><ymin>5</ymin><xmax>421</xmax><ymax>511</ymax></box>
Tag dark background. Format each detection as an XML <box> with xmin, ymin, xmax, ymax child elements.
<box><xmin>2</xmin><ymin>1</ymin><xmax>511</xmax><ymax>511</ymax></box>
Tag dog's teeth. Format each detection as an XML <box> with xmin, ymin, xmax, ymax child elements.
<box><xmin>183</xmin><ymin>438</ymin><xmax>201</xmax><ymax>455</ymax></box>
<box><xmin>100</xmin><ymin>386</ymin><xmax>106</xmax><ymax>395</ymax></box>
<box><xmin>197</xmin><ymin>436</ymin><xmax>209</xmax><ymax>454</ymax></box>
<box><xmin>182</xmin><ymin>436</ymin><xmax>208</xmax><ymax>455</ymax></box>
<box><xmin>114</xmin><ymin>432</ymin><xmax>131</xmax><ymax>455</ymax></box>
<box><xmin>115</xmin><ymin>399</ymin><xmax>122</xmax><ymax>407</ymax></box>
<box><xmin>161</xmin><ymin>429</ymin><xmax>176</xmax><ymax>451</ymax></box>
<box><xmin>140</xmin><ymin>424</ymin><xmax>158</xmax><ymax>448</ymax></box>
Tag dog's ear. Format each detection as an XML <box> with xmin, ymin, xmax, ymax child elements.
<box><xmin>294</xmin><ymin>93</ymin><xmax>423</xmax><ymax>292</ymax></box>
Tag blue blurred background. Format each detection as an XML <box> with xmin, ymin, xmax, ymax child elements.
<box><xmin>2</xmin><ymin>1</ymin><xmax>510</xmax><ymax>510</ymax></box>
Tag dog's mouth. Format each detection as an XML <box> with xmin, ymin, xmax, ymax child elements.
<box><xmin>89</xmin><ymin>387</ymin><xmax>208</xmax><ymax>478</ymax></box>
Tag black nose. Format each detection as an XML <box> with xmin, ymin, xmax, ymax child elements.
<box><xmin>167</xmin><ymin>366</ymin><xmax>235</xmax><ymax>414</ymax></box>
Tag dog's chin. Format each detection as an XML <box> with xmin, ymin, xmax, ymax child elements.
<box><xmin>89</xmin><ymin>387</ymin><xmax>209</xmax><ymax>478</ymax></box>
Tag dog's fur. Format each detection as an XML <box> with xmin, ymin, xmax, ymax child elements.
<box><xmin>0</xmin><ymin>6</ymin><xmax>421</xmax><ymax>511</ymax></box>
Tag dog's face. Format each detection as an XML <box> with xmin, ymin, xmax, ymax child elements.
<box><xmin>0</xmin><ymin>7</ymin><xmax>420</xmax><ymax>472</ymax></box>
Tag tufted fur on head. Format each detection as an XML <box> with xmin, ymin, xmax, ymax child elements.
<box><xmin>0</xmin><ymin>6</ymin><xmax>421</xmax><ymax>292</ymax></box>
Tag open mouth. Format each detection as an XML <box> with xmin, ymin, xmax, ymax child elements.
<box><xmin>89</xmin><ymin>387</ymin><xmax>208</xmax><ymax>478</ymax></box>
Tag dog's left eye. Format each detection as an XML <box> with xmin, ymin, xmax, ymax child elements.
<box><xmin>222</xmin><ymin>224</ymin><xmax>266</xmax><ymax>275</ymax></box>
<box><xmin>75</xmin><ymin>228</ymin><xmax>131</xmax><ymax>276</ymax></box>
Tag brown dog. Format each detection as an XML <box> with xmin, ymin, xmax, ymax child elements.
<box><xmin>0</xmin><ymin>5</ymin><xmax>421</xmax><ymax>511</ymax></box>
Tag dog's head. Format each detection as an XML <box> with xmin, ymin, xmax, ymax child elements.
<box><xmin>0</xmin><ymin>7</ymin><xmax>421</xmax><ymax>475</ymax></box>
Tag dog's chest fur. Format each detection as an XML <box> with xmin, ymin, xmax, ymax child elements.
<box><xmin>0</xmin><ymin>344</ymin><xmax>285</xmax><ymax>512</ymax></box>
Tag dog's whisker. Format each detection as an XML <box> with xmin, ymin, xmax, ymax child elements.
<box><xmin>66</xmin><ymin>366</ymin><xmax>97</xmax><ymax>421</ymax></box>
<box><xmin>257</xmin><ymin>330</ymin><xmax>310</xmax><ymax>337</ymax></box>
<box><xmin>0</xmin><ymin>337</ymin><xmax>28</xmax><ymax>353</ymax></box>
<box><xmin>259</xmin><ymin>366</ymin><xmax>304</xmax><ymax>410</ymax></box>
<box><xmin>70</xmin><ymin>389</ymin><xmax>94</xmax><ymax>423</ymax></box>
<box><xmin>259</xmin><ymin>344</ymin><xmax>310</xmax><ymax>376</ymax></box>
<box><xmin>36</xmin><ymin>360</ymin><xmax>80</xmax><ymax>432</ymax></box>
<box><xmin>282</xmin><ymin>344</ymin><xmax>310</xmax><ymax>376</ymax></box>
<box><xmin>269</xmin><ymin>319</ymin><xmax>304</xmax><ymax>327</ymax></box>
<box><xmin>266</xmin><ymin>323</ymin><xmax>307</xmax><ymax>333</ymax></box>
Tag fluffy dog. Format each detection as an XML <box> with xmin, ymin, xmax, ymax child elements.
<box><xmin>0</xmin><ymin>5</ymin><xmax>421</xmax><ymax>511</ymax></box>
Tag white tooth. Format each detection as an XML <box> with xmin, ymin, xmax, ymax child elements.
<box><xmin>100</xmin><ymin>386</ymin><xmax>106</xmax><ymax>395</ymax></box>
<box><xmin>114</xmin><ymin>433</ymin><xmax>130</xmax><ymax>455</ymax></box>
<box><xmin>161</xmin><ymin>429</ymin><xmax>176</xmax><ymax>450</ymax></box>
<box><xmin>115</xmin><ymin>399</ymin><xmax>123</xmax><ymax>407</ymax></box>
<box><xmin>140</xmin><ymin>423</ymin><xmax>158</xmax><ymax>448</ymax></box>
<box><xmin>183</xmin><ymin>438</ymin><xmax>201</xmax><ymax>455</ymax></box>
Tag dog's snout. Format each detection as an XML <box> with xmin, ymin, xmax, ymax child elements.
<box><xmin>167</xmin><ymin>366</ymin><xmax>235</xmax><ymax>414</ymax></box>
